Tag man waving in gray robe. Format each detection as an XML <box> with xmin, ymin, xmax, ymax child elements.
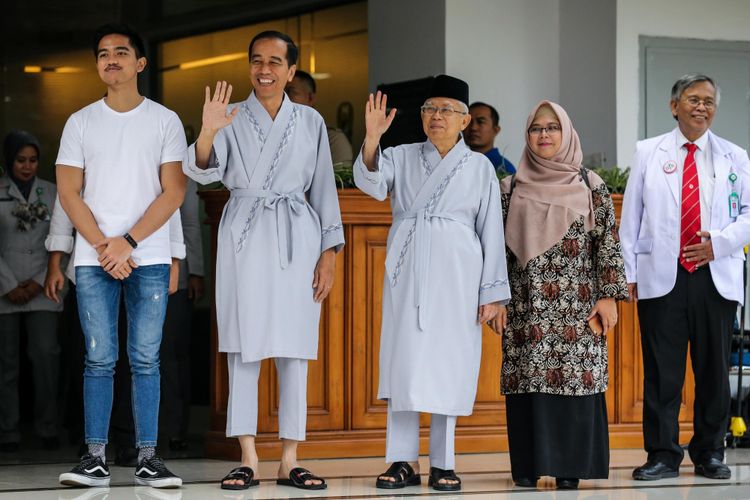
<box><xmin>355</xmin><ymin>75</ymin><xmax>510</xmax><ymax>492</ymax></box>
<box><xmin>184</xmin><ymin>31</ymin><xmax>343</xmax><ymax>491</ymax></box>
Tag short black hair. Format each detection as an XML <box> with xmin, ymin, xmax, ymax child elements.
<box><xmin>248</xmin><ymin>30</ymin><xmax>298</xmax><ymax>67</ymax></box>
<box><xmin>469</xmin><ymin>101</ymin><xmax>500</xmax><ymax>127</ymax></box>
<box><xmin>92</xmin><ymin>23</ymin><xmax>146</xmax><ymax>59</ymax></box>
<box><xmin>293</xmin><ymin>69</ymin><xmax>316</xmax><ymax>93</ymax></box>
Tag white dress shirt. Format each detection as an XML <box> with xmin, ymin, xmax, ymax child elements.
<box><xmin>676</xmin><ymin>129</ymin><xmax>714</xmax><ymax>232</ymax></box>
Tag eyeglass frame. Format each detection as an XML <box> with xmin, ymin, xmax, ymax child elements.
<box><xmin>420</xmin><ymin>104</ymin><xmax>468</xmax><ymax>117</ymax></box>
<box><xmin>527</xmin><ymin>124</ymin><xmax>562</xmax><ymax>136</ymax></box>
<box><xmin>681</xmin><ymin>96</ymin><xmax>717</xmax><ymax>110</ymax></box>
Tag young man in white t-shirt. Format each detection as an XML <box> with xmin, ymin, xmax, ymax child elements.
<box><xmin>55</xmin><ymin>23</ymin><xmax>187</xmax><ymax>489</ymax></box>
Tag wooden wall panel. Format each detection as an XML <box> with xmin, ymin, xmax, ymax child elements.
<box><xmin>200</xmin><ymin>189</ymin><xmax>699</xmax><ymax>460</ymax></box>
<box><xmin>351</xmin><ymin>225</ymin><xmax>389</xmax><ymax>429</ymax></box>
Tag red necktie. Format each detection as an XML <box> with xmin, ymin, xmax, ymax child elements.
<box><xmin>679</xmin><ymin>143</ymin><xmax>700</xmax><ymax>273</ymax></box>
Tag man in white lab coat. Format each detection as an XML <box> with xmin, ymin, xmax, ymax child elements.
<box><xmin>620</xmin><ymin>74</ymin><xmax>750</xmax><ymax>481</ymax></box>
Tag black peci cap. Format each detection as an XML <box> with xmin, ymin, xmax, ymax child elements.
<box><xmin>427</xmin><ymin>74</ymin><xmax>469</xmax><ymax>106</ymax></box>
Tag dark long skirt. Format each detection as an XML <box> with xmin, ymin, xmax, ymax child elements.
<box><xmin>505</xmin><ymin>392</ymin><xmax>609</xmax><ymax>480</ymax></box>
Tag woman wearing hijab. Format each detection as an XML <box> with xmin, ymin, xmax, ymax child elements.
<box><xmin>0</xmin><ymin>130</ymin><xmax>61</xmax><ymax>451</ymax></box>
<box><xmin>499</xmin><ymin>102</ymin><xmax>627</xmax><ymax>489</ymax></box>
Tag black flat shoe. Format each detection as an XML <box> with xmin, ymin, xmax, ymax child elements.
<box><xmin>428</xmin><ymin>466</ymin><xmax>461</xmax><ymax>491</ymax></box>
<box><xmin>556</xmin><ymin>477</ymin><xmax>579</xmax><ymax>489</ymax></box>
<box><xmin>632</xmin><ymin>461</ymin><xmax>679</xmax><ymax>480</ymax></box>
<box><xmin>220</xmin><ymin>466</ymin><xmax>259</xmax><ymax>490</ymax></box>
<box><xmin>277</xmin><ymin>467</ymin><xmax>327</xmax><ymax>490</ymax></box>
<box><xmin>695</xmin><ymin>458</ymin><xmax>731</xmax><ymax>479</ymax></box>
<box><xmin>514</xmin><ymin>477</ymin><xmax>538</xmax><ymax>487</ymax></box>
<box><xmin>376</xmin><ymin>461</ymin><xmax>420</xmax><ymax>489</ymax></box>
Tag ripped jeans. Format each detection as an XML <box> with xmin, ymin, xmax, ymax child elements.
<box><xmin>75</xmin><ymin>264</ymin><xmax>169</xmax><ymax>448</ymax></box>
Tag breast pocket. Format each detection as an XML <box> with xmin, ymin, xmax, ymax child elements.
<box><xmin>635</xmin><ymin>238</ymin><xmax>653</xmax><ymax>254</ymax></box>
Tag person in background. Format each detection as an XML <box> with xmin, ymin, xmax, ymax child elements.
<box><xmin>286</xmin><ymin>69</ymin><xmax>354</xmax><ymax>165</ymax></box>
<box><xmin>467</xmin><ymin>101</ymin><xmax>516</xmax><ymax>175</ymax></box>
<box><xmin>159</xmin><ymin>178</ymin><xmax>205</xmax><ymax>451</ymax></box>
<box><xmin>0</xmin><ymin>130</ymin><xmax>61</xmax><ymax>452</ymax></box>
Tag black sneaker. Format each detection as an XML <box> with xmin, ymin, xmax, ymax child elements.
<box><xmin>134</xmin><ymin>456</ymin><xmax>182</xmax><ymax>488</ymax></box>
<box><xmin>59</xmin><ymin>454</ymin><xmax>111</xmax><ymax>487</ymax></box>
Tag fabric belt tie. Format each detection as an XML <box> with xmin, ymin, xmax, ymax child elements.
<box><xmin>230</xmin><ymin>188</ymin><xmax>306</xmax><ymax>269</ymax></box>
<box><xmin>393</xmin><ymin>210</ymin><xmax>474</xmax><ymax>331</ymax></box>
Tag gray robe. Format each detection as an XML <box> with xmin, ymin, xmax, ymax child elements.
<box><xmin>185</xmin><ymin>92</ymin><xmax>344</xmax><ymax>363</ymax></box>
<box><xmin>354</xmin><ymin>139</ymin><xmax>511</xmax><ymax>416</ymax></box>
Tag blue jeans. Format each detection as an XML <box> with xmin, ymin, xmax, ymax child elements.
<box><xmin>76</xmin><ymin>264</ymin><xmax>169</xmax><ymax>448</ymax></box>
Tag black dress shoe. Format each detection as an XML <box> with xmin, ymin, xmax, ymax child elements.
<box><xmin>513</xmin><ymin>477</ymin><xmax>538</xmax><ymax>487</ymax></box>
<box><xmin>556</xmin><ymin>477</ymin><xmax>579</xmax><ymax>489</ymax></box>
<box><xmin>695</xmin><ymin>458</ymin><xmax>731</xmax><ymax>479</ymax></box>
<box><xmin>632</xmin><ymin>461</ymin><xmax>679</xmax><ymax>480</ymax></box>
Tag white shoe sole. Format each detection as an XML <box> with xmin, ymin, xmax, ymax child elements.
<box><xmin>59</xmin><ymin>472</ymin><xmax>111</xmax><ymax>487</ymax></box>
<box><xmin>134</xmin><ymin>476</ymin><xmax>183</xmax><ymax>488</ymax></box>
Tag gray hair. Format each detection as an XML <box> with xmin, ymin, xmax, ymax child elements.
<box><xmin>670</xmin><ymin>73</ymin><xmax>721</xmax><ymax>106</ymax></box>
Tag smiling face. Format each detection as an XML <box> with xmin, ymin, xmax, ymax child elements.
<box><xmin>670</xmin><ymin>80</ymin><xmax>716</xmax><ymax>142</ymax></box>
<box><xmin>527</xmin><ymin>105</ymin><xmax>561</xmax><ymax>160</ymax></box>
<box><xmin>421</xmin><ymin>97</ymin><xmax>471</xmax><ymax>145</ymax></box>
<box><xmin>250</xmin><ymin>37</ymin><xmax>296</xmax><ymax>100</ymax></box>
<box><xmin>11</xmin><ymin>145</ymin><xmax>39</xmax><ymax>182</ymax></box>
<box><xmin>95</xmin><ymin>34</ymin><xmax>146</xmax><ymax>88</ymax></box>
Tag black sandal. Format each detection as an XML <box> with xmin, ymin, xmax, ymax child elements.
<box><xmin>276</xmin><ymin>467</ymin><xmax>327</xmax><ymax>490</ymax></box>
<box><xmin>220</xmin><ymin>466</ymin><xmax>259</xmax><ymax>490</ymax></box>
<box><xmin>375</xmin><ymin>461</ymin><xmax>421</xmax><ymax>489</ymax></box>
<box><xmin>428</xmin><ymin>466</ymin><xmax>461</xmax><ymax>491</ymax></box>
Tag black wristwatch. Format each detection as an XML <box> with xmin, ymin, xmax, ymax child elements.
<box><xmin>123</xmin><ymin>232</ymin><xmax>138</xmax><ymax>249</ymax></box>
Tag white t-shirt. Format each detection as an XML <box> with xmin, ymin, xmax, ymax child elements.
<box><xmin>56</xmin><ymin>97</ymin><xmax>187</xmax><ymax>267</ymax></box>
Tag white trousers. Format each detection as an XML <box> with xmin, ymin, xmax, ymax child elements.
<box><xmin>226</xmin><ymin>354</ymin><xmax>307</xmax><ymax>441</ymax></box>
<box><xmin>385</xmin><ymin>403</ymin><xmax>457</xmax><ymax>470</ymax></box>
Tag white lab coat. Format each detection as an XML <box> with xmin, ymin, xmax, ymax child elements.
<box><xmin>620</xmin><ymin>128</ymin><xmax>750</xmax><ymax>302</ymax></box>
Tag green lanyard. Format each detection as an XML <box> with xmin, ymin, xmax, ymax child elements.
<box><xmin>729</xmin><ymin>172</ymin><xmax>739</xmax><ymax>218</ymax></box>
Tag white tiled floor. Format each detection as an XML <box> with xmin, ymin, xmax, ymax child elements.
<box><xmin>2</xmin><ymin>449</ymin><xmax>750</xmax><ymax>499</ymax></box>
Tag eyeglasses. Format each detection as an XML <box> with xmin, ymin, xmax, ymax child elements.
<box><xmin>420</xmin><ymin>105</ymin><xmax>467</xmax><ymax>117</ymax></box>
<box><xmin>528</xmin><ymin>124</ymin><xmax>562</xmax><ymax>135</ymax></box>
<box><xmin>683</xmin><ymin>97</ymin><xmax>716</xmax><ymax>110</ymax></box>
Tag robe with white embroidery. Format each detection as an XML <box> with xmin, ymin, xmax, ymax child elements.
<box><xmin>185</xmin><ymin>92</ymin><xmax>344</xmax><ymax>362</ymax></box>
<box><xmin>354</xmin><ymin>139</ymin><xmax>510</xmax><ymax>416</ymax></box>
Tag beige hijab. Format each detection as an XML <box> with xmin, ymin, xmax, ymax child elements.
<box><xmin>504</xmin><ymin>101</ymin><xmax>602</xmax><ymax>268</ymax></box>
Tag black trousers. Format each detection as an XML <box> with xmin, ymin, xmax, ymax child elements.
<box><xmin>159</xmin><ymin>289</ymin><xmax>193</xmax><ymax>440</ymax></box>
<box><xmin>637</xmin><ymin>265</ymin><xmax>737</xmax><ymax>468</ymax></box>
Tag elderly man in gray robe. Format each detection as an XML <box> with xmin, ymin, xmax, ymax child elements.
<box><xmin>355</xmin><ymin>75</ymin><xmax>510</xmax><ymax>492</ymax></box>
<box><xmin>184</xmin><ymin>31</ymin><xmax>344</xmax><ymax>491</ymax></box>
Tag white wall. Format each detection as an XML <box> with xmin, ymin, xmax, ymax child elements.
<box><xmin>616</xmin><ymin>0</ymin><xmax>750</xmax><ymax>166</ymax></box>
<box><xmin>368</xmin><ymin>0</ymin><xmax>446</xmax><ymax>90</ymax></box>
<box><xmin>445</xmin><ymin>0</ymin><xmax>560</xmax><ymax>166</ymax></box>
<box><xmin>559</xmin><ymin>0</ymin><xmax>617</xmax><ymax>167</ymax></box>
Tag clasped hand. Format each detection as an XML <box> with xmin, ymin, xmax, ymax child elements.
<box><xmin>94</xmin><ymin>236</ymin><xmax>138</xmax><ymax>280</ymax></box>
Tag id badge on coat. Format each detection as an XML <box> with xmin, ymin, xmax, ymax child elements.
<box><xmin>730</xmin><ymin>192</ymin><xmax>740</xmax><ymax>218</ymax></box>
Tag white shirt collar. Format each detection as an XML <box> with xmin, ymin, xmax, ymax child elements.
<box><xmin>675</xmin><ymin>128</ymin><xmax>709</xmax><ymax>152</ymax></box>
